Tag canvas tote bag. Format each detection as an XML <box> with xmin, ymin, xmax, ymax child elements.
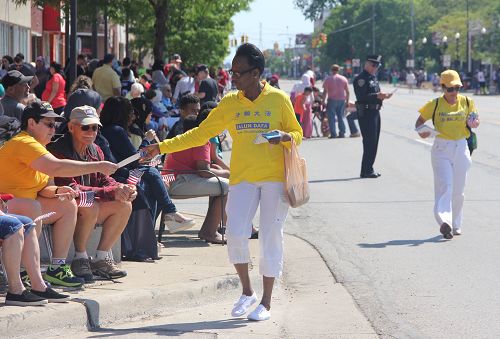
<box><xmin>284</xmin><ymin>139</ymin><xmax>310</xmax><ymax>208</ymax></box>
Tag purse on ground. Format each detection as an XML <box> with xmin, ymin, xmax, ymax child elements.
<box><xmin>284</xmin><ymin>139</ymin><xmax>310</xmax><ymax>208</ymax></box>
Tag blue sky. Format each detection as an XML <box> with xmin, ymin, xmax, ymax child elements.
<box><xmin>224</xmin><ymin>0</ymin><xmax>314</xmax><ymax>63</ymax></box>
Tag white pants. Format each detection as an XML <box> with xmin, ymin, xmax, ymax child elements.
<box><xmin>431</xmin><ymin>138</ymin><xmax>471</xmax><ymax>229</ymax></box>
<box><xmin>225</xmin><ymin>182</ymin><xmax>289</xmax><ymax>278</ymax></box>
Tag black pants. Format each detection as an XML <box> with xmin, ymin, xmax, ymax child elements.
<box><xmin>358</xmin><ymin>110</ymin><xmax>381</xmax><ymax>175</ymax></box>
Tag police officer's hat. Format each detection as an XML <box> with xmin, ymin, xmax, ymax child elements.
<box><xmin>366</xmin><ymin>55</ymin><xmax>382</xmax><ymax>65</ymax></box>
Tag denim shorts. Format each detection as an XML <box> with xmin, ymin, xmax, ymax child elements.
<box><xmin>0</xmin><ymin>214</ymin><xmax>35</xmax><ymax>240</ymax></box>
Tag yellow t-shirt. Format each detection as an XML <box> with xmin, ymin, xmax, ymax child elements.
<box><xmin>418</xmin><ymin>94</ymin><xmax>476</xmax><ymax>140</ymax></box>
<box><xmin>159</xmin><ymin>82</ymin><xmax>303</xmax><ymax>185</ymax></box>
<box><xmin>92</xmin><ymin>64</ymin><xmax>122</xmax><ymax>101</ymax></box>
<box><xmin>0</xmin><ymin>131</ymin><xmax>50</xmax><ymax>199</ymax></box>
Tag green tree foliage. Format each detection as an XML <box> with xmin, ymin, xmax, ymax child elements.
<box><xmin>298</xmin><ymin>0</ymin><xmax>500</xmax><ymax>71</ymax></box>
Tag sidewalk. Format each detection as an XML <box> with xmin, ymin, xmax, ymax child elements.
<box><xmin>0</xmin><ymin>200</ymin><xmax>377</xmax><ymax>338</ymax></box>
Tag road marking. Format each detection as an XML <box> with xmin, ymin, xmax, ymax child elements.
<box><xmin>414</xmin><ymin>139</ymin><xmax>432</xmax><ymax>146</ymax></box>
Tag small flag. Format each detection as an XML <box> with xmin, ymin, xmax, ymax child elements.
<box><xmin>127</xmin><ymin>168</ymin><xmax>144</xmax><ymax>185</ymax></box>
<box><xmin>162</xmin><ymin>173</ymin><xmax>176</xmax><ymax>186</ymax></box>
<box><xmin>32</xmin><ymin>212</ymin><xmax>56</xmax><ymax>224</ymax></box>
<box><xmin>77</xmin><ymin>191</ymin><xmax>95</xmax><ymax>207</ymax></box>
<box><xmin>148</xmin><ymin>155</ymin><xmax>162</xmax><ymax>167</ymax></box>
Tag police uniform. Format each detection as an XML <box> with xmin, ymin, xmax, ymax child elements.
<box><xmin>353</xmin><ymin>55</ymin><xmax>383</xmax><ymax>178</ymax></box>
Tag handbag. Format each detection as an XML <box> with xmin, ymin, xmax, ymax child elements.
<box><xmin>283</xmin><ymin>139</ymin><xmax>310</xmax><ymax>208</ymax></box>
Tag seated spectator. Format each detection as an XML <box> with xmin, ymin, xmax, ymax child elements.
<box><xmin>167</xmin><ymin>94</ymin><xmax>200</xmax><ymax>139</ymax></box>
<box><xmin>0</xmin><ymin>101</ymin><xmax>118</xmax><ymax>287</ymax></box>
<box><xmin>195</xmin><ymin>64</ymin><xmax>219</xmax><ymax>104</ymax></box>
<box><xmin>58</xmin><ymin>75</ymin><xmax>101</xmax><ymax>136</ymax></box>
<box><xmin>139</xmin><ymin>74</ymin><xmax>151</xmax><ymax>91</ymax></box>
<box><xmin>47</xmin><ymin>106</ymin><xmax>134</xmax><ymax>282</ymax></box>
<box><xmin>1</xmin><ymin>194</ymin><xmax>70</xmax><ymax>306</ymax></box>
<box><xmin>127</xmin><ymin>82</ymin><xmax>144</xmax><ymax>100</ymax></box>
<box><xmin>166</xmin><ymin>115</ymin><xmax>229</xmax><ymax>244</ymax></box>
<box><xmin>100</xmin><ymin>96</ymin><xmax>194</xmax><ymax>233</ymax></box>
<box><xmin>120</xmin><ymin>68</ymin><xmax>135</xmax><ymax>97</ymax></box>
<box><xmin>130</xmin><ymin>97</ymin><xmax>157</xmax><ymax>149</ymax></box>
<box><xmin>151</xmin><ymin>60</ymin><xmax>168</xmax><ymax>88</ymax></box>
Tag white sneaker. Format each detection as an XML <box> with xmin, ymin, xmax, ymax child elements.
<box><xmin>453</xmin><ymin>228</ymin><xmax>462</xmax><ymax>235</ymax></box>
<box><xmin>231</xmin><ymin>292</ymin><xmax>258</xmax><ymax>317</ymax></box>
<box><xmin>247</xmin><ymin>304</ymin><xmax>271</xmax><ymax>321</ymax></box>
<box><xmin>164</xmin><ymin>212</ymin><xmax>196</xmax><ymax>233</ymax></box>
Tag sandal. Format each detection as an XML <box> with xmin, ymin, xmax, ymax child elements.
<box><xmin>199</xmin><ymin>232</ymin><xmax>226</xmax><ymax>244</ymax></box>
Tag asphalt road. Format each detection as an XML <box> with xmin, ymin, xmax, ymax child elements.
<box><xmin>281</xmin><ymin>79</ymin><xmax>500</xmax><ymax>338</ymax></box>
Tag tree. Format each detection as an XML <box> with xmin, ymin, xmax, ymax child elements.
<box><xmin>294</xmin><ymin>0</ymin><xmax>347</xmax><ymax>20</ymax></box>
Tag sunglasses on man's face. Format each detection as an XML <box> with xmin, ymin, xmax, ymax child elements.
<box><xmin>445</xmin><ymin>86</ymin><xmax>461</xmax><ymax>93</ymax></box>
<box><xmin>41</xmin><ymin>121</ymin><xmax>56</xmax><ymax>129</ymax></box>
<box><xmin>80</xmin><ymin>125</ymin><xmax>99</xmax><ymax>132</ymax></box>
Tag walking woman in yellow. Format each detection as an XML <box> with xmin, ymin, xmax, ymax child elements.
<box><xmin>143</xmin><ymin>43</ymin><xmax>303</xmax><ymax>321</ymax></box>
<box><xmin>415</xmin><ymin>70</ymin><xmax>479</xmax><ymax>240</ymax></box>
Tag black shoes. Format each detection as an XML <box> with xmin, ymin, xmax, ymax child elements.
<box><xmin>31</xmin><ymin>287</ymin><xmax>70</xmax><ymax>303</ymax></box>
<box><xmin>360</xmin><ymin>172</ymin><xmax>381</xmax><ymax>179</ymax></box>
<box><xmin>5</xmin><ymin>290</ymin><xmax>47</xmax><ymax>306</ymax></box>
<box><xmin>440</xmin><ymin>222</ymin><xmax>453</xmax><ymax>239</ymax></box>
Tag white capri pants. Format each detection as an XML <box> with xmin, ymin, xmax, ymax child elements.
<box><xmin>431</xmin><ymin>137</ymin><xmax>471</xmax><ymax>229</ymax></box>
<box><xmin>225</xmin><ymin>181</ymin><xmax>289</xmax><ymax>278</ymax></box>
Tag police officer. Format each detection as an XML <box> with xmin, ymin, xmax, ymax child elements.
<box><xmin>353</xmin><ymin>55</ymin><xmax>393</xmax><ymax>178</ymax></box>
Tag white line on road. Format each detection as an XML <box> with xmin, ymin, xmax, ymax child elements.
<box><xmin>414</xmin><ymin>139</ymin><xmax>432</xmax><ymax>146</ymax></box>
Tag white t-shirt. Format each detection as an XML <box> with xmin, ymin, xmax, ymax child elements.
<box><xmin>477</xmin><ymin>71</ymin><xmax>485</xmax><ymax>82</ymax></box>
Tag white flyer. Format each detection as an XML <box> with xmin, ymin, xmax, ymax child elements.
<box><xmin>415</xmin><ymin>124</ymin><xmax>439</xmax><ymax>137</ymax></box>
<box><xmin>117</xmin><ymin>152</ymin><xmax>141</xmax><ymax>168</ymax></box>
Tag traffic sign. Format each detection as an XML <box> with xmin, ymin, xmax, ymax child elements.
<box><xmin>352</xmin><ymin>58</ymin><xmax>360</xmax><ymax>67</ymax></box>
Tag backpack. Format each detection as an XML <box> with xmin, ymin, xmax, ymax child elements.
<box><xmin>431</xmin><ymin>97</ymin><xmax>477</xmax><ymax>155</ymax></box>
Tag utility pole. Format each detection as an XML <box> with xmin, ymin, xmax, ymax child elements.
<box><xmin>259</xmin><ymin>22</ymin><xmax>263</xmax><ymax>49</ymax></box>
<box><xmin>69</xmin><ymin>0</ymin><xmax>77</xmax><ymax>86</ymax></box>
<box><xmin>371</xmin><ymin>1</ymin><xmax>375</xmax><ymax>53</ymax></box>
<box><xmin>104</xmin><ymin>0</ymin><xmax>108</xmax><ymax>55</ymax></box>
<box><xmin>466</xmin><ymin>0</ymin><xmax>471</xmax><ymax>73</ymax></box>
<box><xmin>410</xmin><ymin>0</ymin><xmax>415</xmax><ymax>62</ymax></box>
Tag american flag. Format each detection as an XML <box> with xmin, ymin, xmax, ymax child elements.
<box><xmin>162</xmin><ymin>173</ymin><xmax>176</xmax><ymax>186</ymax></box>
<box><xmin>77</xmin><ymin>191</ymin><xmax>95</xmax><ymax>207</ymax></box>
<box><xmin>148</xmin><ymin>155</ymin><xmax>162</xmax><ymax>167</ymax></box>
<box><xmin>127</xmin><ymin>168</ymin><xmax>144</xmax><ymax>185</ymax></box>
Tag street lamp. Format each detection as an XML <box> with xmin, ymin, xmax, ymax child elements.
<box><xmin>441</xmin><ymin>36</ymin><xmax>448</xmax><ymax>70</ymax></box>
<box><xmin>455</xmin><ymin>32</ymin><xmax>460</xmax><ymax>70</ymax></box>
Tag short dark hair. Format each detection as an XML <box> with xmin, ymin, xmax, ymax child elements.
<box><xmin>100</xmin><ymin>96</ymin><xmax>133</xmax><ymax>129</ymax></box>
<box><xmin>122</xmin><ymin>57</ymin><xmax>131</xmax><ymax>67</ymax></box>
<box><xmin>182</xmin><ymin>115</ymin><xmax>199</xmax><ymax>132</ymax></box>
<box><xmin>304</xmin><ymin>86</ymin><xmax>313</xmax><ymax>93</ymax></box>
<box><xmin>21</xmin><ymin>101</ymin><xmax>43</xmax><ymax>130</ymax></box>
<box><xmin>152</xmin><ymin>59</ymin><xmax>164</xmax><ymax>71</ymax></box>
<box><xmin>196</xmin><ymin>108</ymin><xmax>212</xmax><ymax>125</ymax></box>
<box><xmin>15</xmin><ymin>53</ymin><xmax>24</xmax><ymax>61</ymax></box>
<box><xmin>235</xmin><ymin>43</ymin><xmax>265</xmax><ymax>75</ymax></box>
<box><xmin>103</xmin><ymin>53</ymin><xmax>114</xmax><ymax>64</ymax></box>
<box><xmin>2</xmin><ymin>55</ymin><xmax>13</xmax><ymax>64</ymax></box>
<box><xmin>77</xmin><ymin>54</ymin><xmax>86</xmax><ymax>60</ymax></box>
<box><xmin>179</xmin><ymin>93</ymin><xmax>200</xmax><ymax>110</ymax></box>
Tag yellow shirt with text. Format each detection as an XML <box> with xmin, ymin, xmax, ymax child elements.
<box><xmin>159</xmin><ymin>82</ymin><xmax>303</xmax><ymax>185</ymax></box>
<box><xmin>0</xmin><ymin>131</ymin><xmax>50</xmax><ymax>199</ymax></box>
<box><xmin>418</xmin><ymin>94</ymin><xmax>476</xmax><ymax>140</ymax></box>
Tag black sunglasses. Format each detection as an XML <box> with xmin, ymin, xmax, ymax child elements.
<box><xmin>229</xmin><ymin>67</ymin><xmax>256</xmax><ymax>77</ymax></box>
<box><xmin>80</xmin><ymin>125</ymin><xmax>99</xmax><ymax>132</ymax></box>
<box><xmin>445</xmin><ymin>86</ymin><xmax>461</xmax><ymax>93</ymax></box>
<box><xmin>41</xmin><ymin>121</ymin><xmax>56</xmax><ymax>129</ymax></box>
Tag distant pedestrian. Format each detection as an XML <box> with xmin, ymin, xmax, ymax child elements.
<box><xmin>353</xmin><ymin>55</ymin><xmax>393</xmax><ymax>178</ymax></box>
<box><xmin>415</xmin><ymin>70</ymin><xmax>479</xmax><ymax>239</ymax></box>
<box><xmin>92</xmin><ymin>54</ymin><xmax>121</xmax><ymax>101</ymax></box>
<box><xmin>294</xmin><ymin>86</ymin><xmax>313</xmax><ymax>138</ymax></box>
<box><xmin>41</xmin><ymin>62</ymin><xmax>66</xmax><ymax>114</ymax></box>
<box><xmin>323</xmin><ymin>64</ymin><xmax>353</xmax><ymax>138</ymax></box>
<box><xmin>406</xmin><ymin>70</ymin><xmax>416</xmax><ymax>94</ymax></box>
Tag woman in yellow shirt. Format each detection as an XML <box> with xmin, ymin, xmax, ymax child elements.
<box><xmin>0</xmin><ymin>101</ymin><xmax>118</xmax><ymax>287</ymax></box>
<box><xmin>143</xmin><ymin>43</ymin><xmax>303</xmax><ymax>321</ymax></box>
<box><xmin>415</xmin><ymin>70</ymin><xmax>479</xmax><ymax>240</ymax></box>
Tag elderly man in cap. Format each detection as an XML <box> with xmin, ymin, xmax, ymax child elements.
<box><xmin>1</xmin><ymin>70</ymin><xmax>33</xmax><ymax>120</ymax></box>
<box><xmin>353</xmin><ymin>55</ymin><xmax>393</xmax><ymax>178</ymax></box>
<box><xmin>47</xmin><ymin>105</ymin><xmax>134</xmax><ymax>282</ymax></box>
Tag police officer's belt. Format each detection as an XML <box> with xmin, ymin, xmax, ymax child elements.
<box><xmin>355</xmin><ymin>103</ymin><xmax>382</xmax><ymax>110</ymax></box>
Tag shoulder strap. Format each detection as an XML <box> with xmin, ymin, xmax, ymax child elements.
<box><xmin>431</xmin><ymin>98</ymin><xmax>439</xmax><ymax>126</ymax></box>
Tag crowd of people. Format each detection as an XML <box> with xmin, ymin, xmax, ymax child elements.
<box><xmin>0</xmin><ymin>50</ymin><xmax>239</xmax><ymax>307</ymax></box>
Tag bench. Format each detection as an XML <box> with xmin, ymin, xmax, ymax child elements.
<box><xmin>157</xmin><ymin>169</ymin><xmax>226</xmax><ymax>244</ymax></box>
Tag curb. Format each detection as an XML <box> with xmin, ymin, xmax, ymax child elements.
<box><xmin>1</xmin><ymin>275</ymin><xmax>240</xmax><ymax>338</ymax></box>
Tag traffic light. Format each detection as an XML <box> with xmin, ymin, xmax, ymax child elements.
<box><xmin>245</xmin><ymin>35</ymin><xmax>249</xmax><ymax>43</ymax></box>
<box><xmin>241</xmin><ymin>35</ymin><xmax>245</xmax><ymax>44</ymax></box>
<box><xmin>320</xmin><ymin>33</ymin><xmax>327</xmax><ymax>44</ymax></box>
<box><xmin>233</xmin><ymin>38</ymin><xmax>237</xmax><ymax>47</ymax></box>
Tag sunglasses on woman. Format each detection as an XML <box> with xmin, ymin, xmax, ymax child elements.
<box><xmin>80</xmin><ymin>125</ymin><xmax>99</xmax><ymax>132</ymax></box>
<box><xmin>445</xmin><ymin>86</ymin><xmax>461</xmax><ymax>93</ymax></box>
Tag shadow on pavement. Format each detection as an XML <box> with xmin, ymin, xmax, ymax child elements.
<box><xmin>88</xmin><ymin>319</ymin><xmax>249</xmax><ymax>337</ymax></box>
<box><xmin>357</xmin><ymin>235</ymin><xmax>444</xmax><ymax>248</ymax></box>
